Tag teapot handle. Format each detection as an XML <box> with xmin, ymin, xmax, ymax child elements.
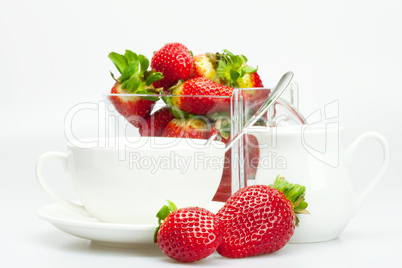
<box><xmin>345</xmin><ymin>132</ymin><xmax>390</xmax><ymax>212</ymax></box>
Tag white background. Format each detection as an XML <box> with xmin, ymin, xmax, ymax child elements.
<box><xmin>0</xmin><ymin>0</ymin><xmax>401</xmax><ymax>267</ymax></box>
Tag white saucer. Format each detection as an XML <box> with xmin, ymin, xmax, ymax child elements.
<box><xmin>36</xmin><ymin>203</ymin><xmax>158</xmax><ymax>247</ymax></box>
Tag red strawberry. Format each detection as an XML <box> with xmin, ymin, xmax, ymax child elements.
<box><xmin>162</xmin><ymin>117</ymin><xmax>210</xmax><ymax>139</ymax></box>
<box><xmin>138</xmin><ymin>106</ymin><xmax>175</xmax><ymax>137</ymax></box>
<box><xmin>151</xmin><ymin>43</ymin><xmax>195</xmax><ymax>92</ymax></box>
<box><xmin>216</xmin><ymin>176</ymin><xmax>309</xmax><ymax>258</ymax></box>
<box><xmin>170</xmin><ymin>77</ymin><xmax>233</xmax><ymax>115</ymax></box>
<box><xmin>108</xmin><ymin>50</ymin><xmax>164</xmax><ymax>127</ymax></box>
<box><xmin>155</xmin><ymin>201</ymin><xmax>223</xmax><ymax>263</ymax></box>
<box><xmin>109</xmin><ymin>83</ymin><xmax>156</xmax><ymax>127</ymax></box>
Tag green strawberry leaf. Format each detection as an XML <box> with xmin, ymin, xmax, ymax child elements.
<box><xmin>109</xmin><ymin>71</ymin><xmax>118</xmax><ymax>82</ymax></box>
<box><xmin>170</xmin><ymin>105</ymin><xmax>192</xmax><ymax>119</ymax></box>
<box><xmin>216</xmin><ymin>49</ymin><xmax>258</xmax><ymax>87</ymax></box>
<box><xmin>207</xmin><ymin>111</ymin><xmax>230</xmax><ymax>121</ymax></box>
<box><xmin>160</xmin><ymin>91</ymin><xmax>168</xmax><ymax>105</ymax></box>
<box><xmin>108</xmin><ymin>52</ymin><xmax>128</xmax><ymax>74</ymax></box>
<box><xmin>217</xmin><ymin>119</ymin><xmax>231</xmax><ymax>140</ymax></box>
<box><xmin>120</xmin><ymin>61</ymin><xmax>139</xmax><ymax>84</ymax></box>
<box><xmin>270</xmin><ymin>176</ymin><xmax>310</xmax><ymax>226</ymax></box>
<box><xmin>156</xmin><ymin>200</ymin><xmax>177</xmax><ymax>221</ymax></box>
<box><xmin>163</xmin><ymin>92</ymin><xmax>193</xmax><ymax>119</ymax></box>
<box><xmin>135</xmin><ymin>90</ymin><xmax>160</xmax><ymax>101</ymax></box>
<box><xmin>239</xmin><ymin>68</ymin><xmax>245</xmax><ymax>78</ymax></box>
<box><xmin>223</xmin><ymin>49</ymin><xmax>246</xmax><ymax>69</ymax></box>
<box><xmin>124</xmin><ymin>50</ymin><xmax>138</xmax><ymax>63</ymax></box>
<box><xmin>242</xmin><ymin>65</ymin><xmax>258</xmax><ymax>74</ymax></box>
<box><xmin>138</xmin><ymin>54</ymin><xmax>149</xmax><ymax>75</ymax></box>
<box><xmin>146</xmin><ymin>72</ymin><xmax>164</xmax><ymax>86</ymax></box>
<box><xmin>230</xmin><ymin>69</ymin><xmax>240</xmax><ymax>82</ymax></box>
<box><xmin>217</xmin><ymin>60</ymin><xmax>228</xmax><ymax>80</ymax></box>
<box><xmin>154</xmin><ymin>200</ymin><xmax>177</xmax><ymax>243</ymax></box>
<box><xmin>109</xmin><ymin>50</ymin><xmax>159</xmax><ymax>96</ymax></box>
<box><xmin>122</xmin><ymin>76</ymin><xmax>140</xmax><ymax>93</ymax></box>
<box><xmin>239</xmin><ymin>54</ymin><xmax>248</xmax><ymax>64</ymax></box>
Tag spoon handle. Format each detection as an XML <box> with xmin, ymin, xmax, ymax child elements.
<box><xmin>224</xmin><ymin>71</ymin><xmax>294</xmax><ymax>153</ymax></box>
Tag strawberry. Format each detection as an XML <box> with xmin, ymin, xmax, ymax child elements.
<box><xmin>151</xmin><ymin>43</ymin><xmax>195</xmax><ymax>92</ymax></box>
<box><xmin>162</xmin><ymin>117</ymin><xmax>210</xmax><ymax>139</ymax></box>
<box><xmin>194</xmin><ymin>49</ymin><xmax>268</xmax><ymax>118</ymax></box>
<box><xmin>215</xmin><ymin>49</ymin><xmax>263</xmax><ymax>88</ymax></box>
<box><xmin>194</xmin><ymin>49</ymin><xmax>264</xmax><ymax>88</ymax></box>
<box><xmin>109</xmin><ymin>83</ymin><xmax>156</xmax><ymax>128</ymax></box>
<box><xmin>238</xmin><ymin>71</ymin><xmax>264</xmax><ymax>88</ymax></box>
<box><xmin>216</xmin><ymin>176</ymin><xmax>309</xmax><ymax>258</ymax></box>
<box><xmin>194</xmin><ymin>53</ymin><xmax>220</xmax><ymax>83</ymax></box>
<box><xmin>108</xmin><ymin>50</ymin><xmax>164</xmax><ymax>127</ymax></box>
<box><xmin>215</xmin><ymin>49</ymin><xmax>270</xmax><ymax>116</ymax></box>
<box><xmin>138</xmin><ymin>106</ymin><xmax>175</xmax><ymax>137</ymax></box>
<box><xmin>155</xmin><ymin>201</ymin><xmax>223</xmax><ymax>263</ymax></box>
<box><xmin>170</xmin><ymin>77</ymin><xmax>233</xmax><ymax>115</ymax></box>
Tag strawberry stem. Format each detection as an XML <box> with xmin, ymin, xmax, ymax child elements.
<box><xmin>270</xmin><ymin>176</ymin><xmax>309</xmax><ymax>226</ymax></box>
<box><xmin>154</xmin><ymin>200</ymin><xmax>177</xmax><ymax>243</ymax></box>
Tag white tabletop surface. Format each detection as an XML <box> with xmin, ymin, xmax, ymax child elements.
<box><xmin>1</xmin><ymin>136</ymin><xmax>401</xmax><ymax>268</ymax></box>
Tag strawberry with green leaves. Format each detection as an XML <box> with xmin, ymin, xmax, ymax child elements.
<box><xmin>215</xmin><ymin>49</ymin><xmax>264</xmax><ymax>88</ymax></box>
<box><xmin>169</xmin><ymin>77</ymin><xmax>233</xmax><ymax>115</ymax></box>
<box><xmin>155</xmin><ymin>201</ymin><xmax>223</xmax><ymax>263</ymax></box>
<box><xmin>216</xmin><ymin>176</ymin><xmax>309</xmax><ymax>258</ymax></box>
<box><xmin>171</xmin><ymin>49</ymin><xmax>269</xmax><ymax>116</ymax></box>
<box><xmin>215</xmin><ymin>49</ymin><xmax>270</xmax><ymax>116</ymax></box>
<box><xmin>138</xmin><ymin>106</ymin><xmax>175</xmax><ymax>137</ymax></box>
<box><xmin>151</xmin><ymin>43</ymin><xmax>195</xmax><ymax>93</ymax></box>
<box><xmin>162</xmin><ymin>117</ymin><xmax>210</xmax><ymax>139</ymax></box>
<box><xmin>194</xmin><ymin>49</ymin><xmax>264</xmax><ymax>88</ymax></box>
<box><xmin>108</xmin><ymin>50</ymin><xmax>164</xmax><ymax>128</ymax></box>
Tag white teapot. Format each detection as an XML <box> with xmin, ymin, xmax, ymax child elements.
<box><xmin>248</xmin><ymin>124</ymin><xmax>389</xmax><ymax>243</ymax></box>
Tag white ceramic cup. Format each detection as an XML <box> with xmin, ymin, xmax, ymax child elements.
<box><xmin>248</xmin><ymin>124</ymin><xmax>389</xmax><ymax>243</ymax></box>
<box><xmin>36</xmin><ymin>137</ymin><xmax>225</xmax><ymax>224</ymax></box>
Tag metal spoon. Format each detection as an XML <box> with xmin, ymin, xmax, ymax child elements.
<box><xmin>222</xmin><ymin>71</ymin><xmax>294</xmax><ymax>152</ymax></box>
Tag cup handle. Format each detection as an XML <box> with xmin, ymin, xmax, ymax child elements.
<box><xmin>345</xmin><ymin>132</ymin><xmax>390</xmax><ymax>211</ymax></box>
<box><xmin>35</xmin><ymin>151</ymin><xmax>92</xmax><ymax>217</ymax></box>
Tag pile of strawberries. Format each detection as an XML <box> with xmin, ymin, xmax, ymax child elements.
<box><xmin>108</xmin><ymin>42</ymin><xmax>270</xmax><ymax>202</ymax></box>
<box><xmin>155</xmin><ymin>176</ymin><xmax>309</xmax><ymax>262</ymax></box>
